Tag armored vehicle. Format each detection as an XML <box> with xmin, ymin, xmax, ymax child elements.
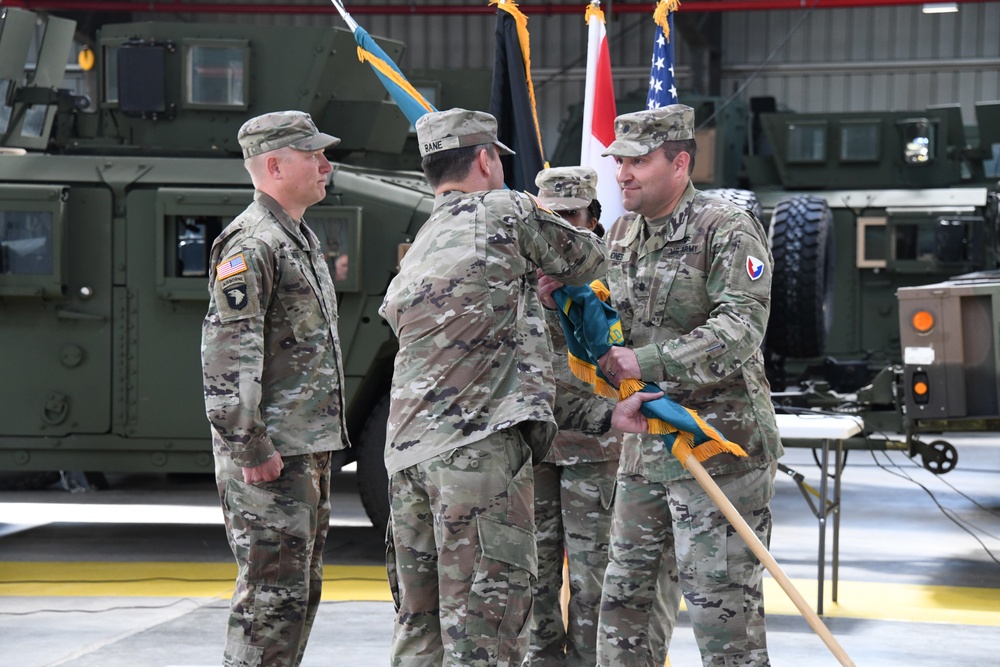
<box><xmin>748</xmin><ymin>105</ymin><xmax>1000</xmax><ymax>388</ymax></box>
<box><xmin>0</xmin><ymin>8</ymin><xmax>435</xmax><ymax>526</ymax></box>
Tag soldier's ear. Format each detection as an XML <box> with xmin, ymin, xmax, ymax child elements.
<box><xmin>476</xmin><ymin>147</ymin><xmax>492</xmax><ymax>175</ymax></box>
<box><xmin>673</xmin><ymin>150</ymin><xmax>691</xmax><ymax>176</ymax></box>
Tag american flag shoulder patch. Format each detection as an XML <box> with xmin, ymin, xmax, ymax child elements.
<box><xmin>217</xmin><ymin>253</ymin><xmax>248</xmax><ymax>280</ymax></box>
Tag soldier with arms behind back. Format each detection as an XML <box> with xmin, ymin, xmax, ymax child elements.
<box><xmin>201</xmin><ymin>111</ymin><xmax>349</xmax><ymax>667</ymax></box>
<box><xmin>378</xmin><ymin>108</ymin><xmax>609</xmax><ymax>667</ymax></box>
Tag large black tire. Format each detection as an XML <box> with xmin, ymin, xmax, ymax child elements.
<box><xmin>356</xmin><ymin>395</ymin><xmax>391</xmax><ymax>530</ymax></box>
<box><xmin>767</xmin><ymin>195</ymin><xmax>834</xmax><ymax>359</ymax></box>
<box><xmin>703</xmin><ymin>188</ymin><xmax>763</xmax><ymax>224</ymax></box>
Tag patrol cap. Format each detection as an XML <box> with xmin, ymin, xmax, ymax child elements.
<box><xmin>238</xmin><ymin>111</ymin><xmax>340</xmax><ymax>159</ymax></box>
<box><xmin>534</xmin><ymin>166</ymin><xmax>598</xmax><ymax>211</ymax></box>
<box><xmin>415</xmin><ymin>108</ymin><xmax>515</xmax><ymax>158</ymax></box>
<box><xmin>602</xmin><ymin>104</ymin><xmax>695</xmax><ymax>157</ymax></box>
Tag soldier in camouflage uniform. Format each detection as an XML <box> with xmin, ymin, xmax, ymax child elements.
<box><xmin>201</xmin><ymin>111</ymin><xmax>350</xmax><ymax>667</ymax></box>
<box><xmin>541</xmin><ymin>105</ymin><xmax>783</xmax><ymax>667</ymax></box>
<box><xmin>378</xmin><ymin>109</ymin><xmax>609</xmax><ymax>667</ymax></box>
<box><xmin>524</xmin><ymin>166</ymin><xmax>620</xmax><ymax>667</ymax></box>
<box><xmin>534</xmin><ymin>169</ymin><xmax>684</xmax><ymax>667</ymax></box>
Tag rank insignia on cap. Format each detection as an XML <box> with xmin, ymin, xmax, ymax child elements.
<box><xmin>224</xmin><ymin>284</ymin><xmax>248</xmax><ymax>310</ymax></box>
<box><xmin>217</xmin><ymin>254</ymin><xmax>247</xmax><ymax>280</ymax></box>
<box><xmin>746</xmin><ymin>255</ymin><xmax>765</xmax><ymax>280</ymax></box>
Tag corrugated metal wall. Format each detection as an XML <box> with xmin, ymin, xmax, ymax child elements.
<box><xmin>136</xmin><ymin>1</ymin><xmax>1000</xmax><ymax>155</ymax></box>
<box><xmin>722</xmin><ymin>4</ymin><xmax>1000</xmax><ymax>120</ymax></box>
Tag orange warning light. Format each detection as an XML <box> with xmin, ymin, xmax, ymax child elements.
<box><xmin>911</xmin><ymin>310</ymin><xmax>934</xmax><ymax>333</ymax></box>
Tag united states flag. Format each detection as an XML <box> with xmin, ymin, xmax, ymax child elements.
<box><xmin>217</xmin><ymin>254</ymin><xmax>246</xmax><ymax>280</ymax></box>
<box><xmin>646</xmin><ymin>12</ymin><xmax>678</xmax><ymax>110</ymax></box>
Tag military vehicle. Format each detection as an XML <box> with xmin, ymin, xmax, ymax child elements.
<box><xmin>3</xmin><ymin>7</ymin><xmax>996</xmax><ymax>524</ymax></box>
<box><xmin>890</xmin><ymin>271</ymin><xmax>1000</xmax><ymax>469</ymax></box>
<box><xmin>0</xmin><ymin>7</ymin><xmax>440</xmax><ymax>526</ymax></box>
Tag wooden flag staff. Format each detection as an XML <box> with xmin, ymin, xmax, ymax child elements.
<box><xmin>676</xmin><ymin>444</ymin><xmax>856</xmax><ymax>667</ymax></box>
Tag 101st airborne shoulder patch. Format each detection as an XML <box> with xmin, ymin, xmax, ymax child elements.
<box><xmin>214</xmin><ymin>253</ymin><xmax>257</xmax><ymax>320</ymax></box>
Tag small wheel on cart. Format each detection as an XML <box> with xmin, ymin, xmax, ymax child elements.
<box><xmin>920</xmin><ymin>439</ymin><xmax>958</xmax><ymax>474</ymax></box>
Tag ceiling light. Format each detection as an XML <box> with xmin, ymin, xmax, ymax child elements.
<box><xmin>922</xmin><ymin>2</ymin><xmax>958</xmax><ymax>13</ymax></box>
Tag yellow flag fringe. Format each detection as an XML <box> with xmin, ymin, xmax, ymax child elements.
<box><xmin>567</xmin><ymin>352</ymin><xmax>599</xmax><ymax>386</ymax></box>
<box><xmin>490</xmin><ymin>0</ymin><xmax>547</xmax><ymax>166</ymax></box>
<box><xmin>356</xmin><ymin>48</ymin><xmax>435</xmax><ymax>113</ymax></box>
<box><xmin>617</xmin><ymin>378</ymin><xmax>645</xmax><ymax>399</ymax></box>
<box><xmin>653</xmin><ymin>0</ymin><xmax>681</xmax><ymax>42</ymax></box>
<box><xmin>647</xmin><ymin>417</ymin><xmax>679</xmax><ymax>435</ymax></box>
<box><xmin>618</xmin><ymin>379</ymin><xmax>747</xmax><ymax>459</ymax></box>
<box><xmin>584</xmin><ymin>2</ymin><xmax>606</xmax><ymax>25</ymax></box>
<box><xmin>567</xmin><ymin>353</ymin><xmax>617</xmax><ymax>398</ymax></box>
<box><xmin>589</xmin><ymin>280</ymin><xmax>611</xmax><ymax>302</ymax></box>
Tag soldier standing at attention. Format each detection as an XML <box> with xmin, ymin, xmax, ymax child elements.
<box><xmin>540</xmin><ymin>104</ymin><xmax>783</xmax><ymax>667</ymax></box>
<box><xmin>201</xmin><ymin>111</ymin><xmax>349</xmax><ymax>667</ymax></box>
<box><xmin>378</xmin><ymin>108</ymin><xmax>609</xmax><ymax>667</ymax></box>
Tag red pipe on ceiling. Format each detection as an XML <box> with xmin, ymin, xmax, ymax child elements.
<box><xmin>0</xmin><ymin>0</ymin><xmax>989</xmax><ymax>15</ymax></box>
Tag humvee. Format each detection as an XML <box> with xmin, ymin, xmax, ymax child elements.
<box><xmin>0</xmin><ymin>8</ymin><xmax>437</xmax><ymax>526</ymax></box>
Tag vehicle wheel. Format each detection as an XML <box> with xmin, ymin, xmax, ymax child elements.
<box><xmin>356</xmin><ymin>394</ymin><xmax>391</xmax><ymax>530</ymax></box>
<box><xmin>703</xmin><ymin>188</ymin><xmax>763</xmax><ymax>224</ymax></box>
<box><xmin>766</xmin><ymin>195</ymin><xmax>834</xmax><ymax>358</ymax></box>
<box><xmin>920</xmin><ymin>439</ymin><xmax>958</xmax><ymax>475</ymax></box>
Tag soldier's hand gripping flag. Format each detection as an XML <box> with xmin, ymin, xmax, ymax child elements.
<box><xmin>329</xmin><ymin>0</ymin><xmax>436</xmax><ymax>126</ymax></box>
<box><xmin>552</xmin><ymin>282</ymin><xmax>747</xmax><ymax>466</ymax></box>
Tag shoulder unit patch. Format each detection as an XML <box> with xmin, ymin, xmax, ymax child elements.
<box><xmin>217</xmin><ymin>253</ymin><xmax>247</xmax><ymax>280</ymax></box>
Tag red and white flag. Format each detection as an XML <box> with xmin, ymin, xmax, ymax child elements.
<box><xmin>580</xmin><ymin>2</ymin><xmax>624</xmax><ymax>229</ymax></box>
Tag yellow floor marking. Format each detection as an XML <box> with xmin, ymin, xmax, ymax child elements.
<box><xmin>1</xmin><ymin>562</ymin><xmax>997</xmax><ymax>625</ymax></box>
<box><xmin>0</xmin><ymin>562</ymin><xmax>391</xmax><ymax>602</ymax></box>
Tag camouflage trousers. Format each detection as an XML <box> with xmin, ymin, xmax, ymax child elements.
<box><xmin>215</xmin><ymin>451</ymin><xmax>331</xmax><ymax>667</ymax></box>
<box><xmin>523</xmin><ymin>459</ymin><xmax>617</xmax><ymax>667</ymax></box>
<box><xmin>387</xmin><ymin>429</ymin><xmax>537</xmax><ymax>667</ymax></box>
<box><xmin>597</xmin><ymin>463</ymin><xmax>776</xmax><ymax>667</ymax></box>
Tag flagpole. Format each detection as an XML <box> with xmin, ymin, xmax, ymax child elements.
<box><xmin>580</xmin><ymin>1</ymin><xmax>599</xmax><ymax>164</ymax></box>
<box><xmin>328</xmin><ymin>0</ymin><xmax>358</xmax><ymax>32</ymax></box>
<box><xmin>681</xmin><ymin>452</ymin><xmax>856</xmax><ymax>667</ymax></box>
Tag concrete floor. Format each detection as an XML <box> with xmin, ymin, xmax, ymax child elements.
<box><xmin>1</xmin><ymin>433</ymin><xmax>998</xmax><ymax>666</ymax></box>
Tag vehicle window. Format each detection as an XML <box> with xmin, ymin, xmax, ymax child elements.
<box><xmin>894</xmin><ymin>223</ymin><xmax>936</xmax><ymax>261</ymax></box>
<box><xmin>311</xmin><ymin>217</ymin><xmax>352</xmax><ymax>283</ymax></box>
<box><xmin>170</xmin><ymin>215</ymin><xmax>223</xmax><ymax>277</ymax></box>
<box><xmin>0</xmin><ymin>209</ymin><xmax>53</xmax><ymax>275</ymax></box>
<box><xmin>840</xmin><ymin>122</ymin><xmax>880</xmax><ymax>162</ymax></box>
<box><xmin>184</xmin><ymin>41</ymin><xmax>248</xmax><ymax>109</ymax></box>
<box><xmin>786</xmin><ymin>122</ymin><xmax>826</xmax><ymax>163</ymax></box>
